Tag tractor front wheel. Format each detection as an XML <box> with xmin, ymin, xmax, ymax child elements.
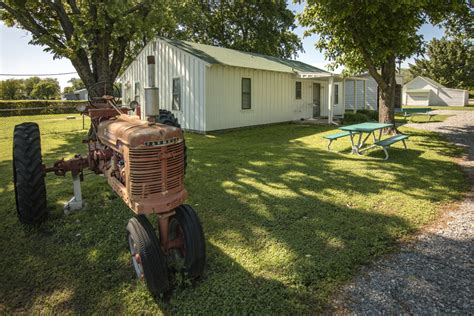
<box><xmin>167</xmin><ymin>204</ymin><xmax>206</xmax><ymax>278</ymax></box>
<box><xmin>126</xmin><ymin>215</ymin><xmax>170</xmax><ymax>296</ymax></box>
<box><xmin>13</xmin><ymin>122</ymin><xmax>48</xmax><ymax>224</ymax></box>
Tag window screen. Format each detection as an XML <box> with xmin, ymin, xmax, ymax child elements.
<box><xmin>334</xmin><ymin>84</ymin><xmax>339</xmax><ymax>105</ymax></box>
<box><xmin>172</xmin><ymin>78</ymin><xmax>181</xmax><ymax>111</ymax></box>
<box><xmin>296</xmin><ymin>81</ymin><xmax>302</xmax><ymax>99</ymax></box>
<box><xmin>134</xmin><ymin>82</ymin><xmax>140</xmax><ymax>102</ymax></box>
<box><xmin>242</xmin><ymin>78</ymin><xmax>251</xmax><ymax>109</ymax></box>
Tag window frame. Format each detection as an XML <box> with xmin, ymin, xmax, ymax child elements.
<box><xmin>172</xmin><ymin>77</ymin><xmax>181</xmax><ymax>111</ymax></box>
<box><xmin>241</xmin><ymin>77</ymin><xmax>251</xmax><ymax>110</ymax></box>
<box><xmin>134</xmin><ymin>81</ymin><xmax>140</xmax><ymax>102</ymax></box>
<box><xmin>295</xmin><ymin>81</ymin><xmax>302</xmax><ymax>99</ymax></box>
<box><xmin>334</xmin><ymin>83</ymin><xmax>340</xmax><ymax>106</ymax></box>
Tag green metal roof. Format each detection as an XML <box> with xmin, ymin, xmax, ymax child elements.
<box><xmin>158</xmin><ymin>38</ymin><xmax>329</xmax><ymax>74</ymax></box>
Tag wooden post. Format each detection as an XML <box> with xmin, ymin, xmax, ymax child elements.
<box><xmin>342</xmin><ymin>78</ymin><xmax>346</xmax><ymax>119</ymax></box>
<box><xmin>328</xmin><ymin>76</ymin><xmax>334</xmax><ymax>124</ymax></box>
<box><xmin>354</xmin><ymin>80</ymin><xmax>357</xmax><ymax>113</ymax></box>
<box><xmin>363</xmin><ymin>80</ymin><xmax>366</xmax><ymax>110</ymax></box>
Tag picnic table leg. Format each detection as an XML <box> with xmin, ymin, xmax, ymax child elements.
<box><xmin>358</xmin><ymin>132</ymin><xmax>373</xmax><ymax>155</ymax></box>
<box><xmin>402</xmin><ymin>139</ymin><xmax>407</xmax><ymax>149</ymax></box>
<box><xmin>356</xmin><ymin>132</ymin><xmax>364</xmax><ymax>154</ymax></box>
<box><xmin>382</xmin><ymin>147</ymin><xmax>389</xmax><ymax>160</ymax></box>
<box><xmin>349</xmin><ymin>132</ymin><xmax>357</xmax><ymax>154</ymax></box>
<box><xmin>327</xmin><ymin>139</ymin><xmax>333</xmax><ymax>151</ymax></box>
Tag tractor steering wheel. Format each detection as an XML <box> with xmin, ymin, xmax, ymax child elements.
<box><xmin>87</xmin><ymin>81</ymin><xmax>121</xmax><ymax>107</ymax></box>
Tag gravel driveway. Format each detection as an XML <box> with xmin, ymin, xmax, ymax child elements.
<box><xmin>331</xmin><ymin>110</ymin><xmax>474</xmax><ymax>314</ymax></box>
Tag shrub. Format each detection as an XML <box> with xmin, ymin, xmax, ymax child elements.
<box><xmin>0</xmin><ymin>100</ymin><xmax>87</xmax><ymax>117</ymax></box>
<box><xmin>356</xmin><ymin>109</ymin><xmax>379</xmax><ymax>121</ymax></box>
<box><xmin>342</xmin><ymin>112</ymin><xmax>370</xmax><ymax>124</ymax></box>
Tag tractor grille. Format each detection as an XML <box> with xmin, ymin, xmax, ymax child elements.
<box><xmin>128</xmin><ymin>142</ymin><xmax>185</xmax><ymax>197</ymax></box>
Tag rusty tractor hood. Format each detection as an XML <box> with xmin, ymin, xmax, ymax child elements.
<box><xmin>97</xmin><ymin>115</ymin><xmax>183</xmax><ymax>149</ymax></box>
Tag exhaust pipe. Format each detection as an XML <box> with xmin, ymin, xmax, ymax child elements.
<box><xmin>145</xmin><ymin>54</ymin><xmax>159</xmax><ymax>122</ymax></box>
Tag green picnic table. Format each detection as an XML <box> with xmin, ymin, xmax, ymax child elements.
<box><xmin>339</xmin><ymin>122</ymin><xmax>393</xmax><ymax>155</ymax></box>
<box><xmin>396</xmin><ymin>108</ymin><xmax>435</xmax><ymax>121</ymax></box>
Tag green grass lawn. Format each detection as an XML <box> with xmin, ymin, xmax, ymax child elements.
<box><xmin>395</xmin><ymin>114</ymin><xmax>451</xmax><ymax>123</ymax></box>
<box><xmin>0</xmin><ymin>114</ymin><xmax>469</xmax><ymax>314</ymax></box>
<box><xmin>403</xmin><ymin>105</ymin><xmax>474</xmax><ymax>111</ymax></box>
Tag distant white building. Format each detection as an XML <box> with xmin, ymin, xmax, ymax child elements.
<box><xmin>62</xmin><ymin>88</ymin><xmax>88</xmax><ymax>101</ymax></box>
<box><xmin>403</xmin><ymin>76</ymin><xmax>469</xmax><ymax>106</ymax></box>
<box><xmin>344</xmin><ymin>73</ymin><xmax>403</xmax><ymax>111</ymax></box>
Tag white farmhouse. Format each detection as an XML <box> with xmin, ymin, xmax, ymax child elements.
<box><xmin>403</xmin><ymin>76</ymin><xmax>469</xmax><ymax>106</ymax></box>
<box><xmin>120</xmin><ymin>38</ymin><xmax>350</xmax><ymax>133</ymax></box>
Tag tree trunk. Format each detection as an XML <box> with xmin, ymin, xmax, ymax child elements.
<box><xmin>377</xmin><ymin>56</ymin><xmax>397</xmax><ymax>128</ymax></box>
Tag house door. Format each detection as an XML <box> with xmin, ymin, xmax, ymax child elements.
<box><xmin>313</xmin><ymin>83</ymin><xmax>321</xmax><ymax>117</ymax></box>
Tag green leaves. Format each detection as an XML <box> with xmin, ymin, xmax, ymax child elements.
<box><xmin>0</xmin><ymin>77</ymin><xmax>60</xmax><ymax>100</ymax></box>
<box><xmin>410</xmin><ymin>37</ymin><xmax>473</xmax><ymax>90</ymax></box>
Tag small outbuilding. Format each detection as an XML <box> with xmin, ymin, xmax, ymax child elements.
<box><xmin>120</xmin><ymin>38</ymin><xmax>348</xmax><ymax>133</ymax></box>
<box><xmin>403</xmin><ymin>76</ymin><xmax>469</xmax><ymax>106</ymax></box>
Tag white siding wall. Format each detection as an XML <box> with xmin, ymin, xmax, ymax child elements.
<box><xmin>405</xmin><ymin>93</ymin><xmax>430</xmax><ymax>106</ymax></box>
<box><xmin>365</xmin><ymin>77</ymin><xmax>378</xmax><ymax>110</ymax></box>
<box><xmin>205</xmin><ymin>65</ymin><xmax>333</xmax><ymax>131</ymax></box>
<box><xmin>429</xmin><ymin>88</ymin><xmax>468</xmax><ymax>106</ymax></box>
<box><xmin>345</xmin><ymin>80</ymin><xmax>355</xmax><ymax>109</ymax></box>
<box><xmin>120</xmin><ymin>40</ymin><xmax>207</xmax><ymax>132</ymax></box>
<box><xmin>345</xmin><ymin>79</ymin><xmax>377</xmax><ymax>110</ymax></box>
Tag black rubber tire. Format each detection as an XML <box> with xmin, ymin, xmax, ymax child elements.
<box><xmin>156</xmin><ymin>110</ymin><xmax>187</xmax><ymax>174</ymax></box>
<box><xmin>169</xmin><ymin>204</ymin><xmax>206</xmax><ymax>278</ymax></box>
<box><xmin>126</xmin><ymin>215</ymin><xmax>170</xmax><ymax>296</ymax></box>
<box><xmin>13</xmin><ymin>122</ymin><xmax>48</xmax><ymax>224</ymax></box>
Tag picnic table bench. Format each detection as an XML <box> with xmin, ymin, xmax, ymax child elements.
<box><xmin>323</xmin><ymin>131</ymin><xmax>353</xmax><ymax>150</ymax></box>
<box><xmin>374</xmin><ymin>134</ymin><xmax>409</xmax><ymax>160</ymax></box>
<box><xmin>323</xmin><ymin>122</ymin><xmax>409</xmax><ymax>160</ymax></box>
<box><xmin>396</xmin><ymin>108</ymin><xmax>435</xmax><ymax>121</ymax></box>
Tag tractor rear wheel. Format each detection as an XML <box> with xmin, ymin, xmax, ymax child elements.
<box><xmin>156</xmin><ymin>109</ymin><xmax>187</xmax><ymax>173</ymax></box>
<box><xmin>168</xmin><ymin>204</ymin><xmax>206</xmax><ymax>278</ymax></box>
<box><xmin>13</xmin><ymin>122</ymin><xmax>48</xmax><ymax>224</ymax></box>
<box><xmin>126</xmin><ymin>215</ymin><xmax>170</xmax><ymax>296</ymax></box>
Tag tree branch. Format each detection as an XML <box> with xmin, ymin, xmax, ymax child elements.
<box><xmin>0</xmin><ymin>1</ymin><xmax>66</xmax><ymax>50</ymax></box>
<box><xmin>351</xmin><ymin>29</ymin><xmax>387</xmax><ymax>90</ymax></box>
<box><xmin>46</xmin><ymin>0</ymin><xmax>74</xmax><ymax>40</ymax></box>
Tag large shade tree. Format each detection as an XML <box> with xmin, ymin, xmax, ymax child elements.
<box><xmin>299</xmin><ymin>0</ymin><xmax>471</xmax><ymax>125</ymax></box>
<box><xmin>1</xmin><ymin>1</ymin><xmax>302</xmax><ymax>92</ymax></box>
<box><xmin>0</xmin><ymin>0</ymin><xmax>175</xmax><ymax>90</ymax></box>
<box><xmin>171</xmin><ymin>0</ymin><xmax>302</xmax><ymax>59</ymax></box>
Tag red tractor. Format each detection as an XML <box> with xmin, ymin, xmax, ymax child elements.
<box><xmin>12</xmin><ymin>78</ymin><xmax>205</xmax><ymax>297</ymax></box>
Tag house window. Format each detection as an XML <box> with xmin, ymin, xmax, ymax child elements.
<box><xmin>334</xmin><ymin>83</ymin><xmax>339</xmax><ymax>105</ymax></box>
<box><xmin>172</xmin><ymin>78</ymin><xmax>181</xmax><ymax>111</ymax></box>
<box><xmin>242</xmin><ymin>78</ymin><xmax>251</xmax><ymax>109</ymax></box>
<box><xmin>134</xmin><ymin>82</ymin><xmax>140</xmax><ymax>102</ymax></box>
<box><xmin>295</xmin><ymin>81</ymin><xmax>302</xmax><ymax>99</ymax></box>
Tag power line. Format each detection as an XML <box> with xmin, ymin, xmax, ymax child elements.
<box><xmin>0</xmin><ymin>71</ymin><xmax>78</xmax><ymax>76</ymax></box>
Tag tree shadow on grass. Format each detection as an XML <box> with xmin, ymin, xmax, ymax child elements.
<box><xmin>0</xmin><ymin>123</ymin><xmax>468</xmax><ymax>313</ymax></box>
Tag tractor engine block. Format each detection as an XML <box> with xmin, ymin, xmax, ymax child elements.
<box><xmin>95</xmin><ymin>114</ymin><xmax>187</xmax><ymax>214</ymax></box>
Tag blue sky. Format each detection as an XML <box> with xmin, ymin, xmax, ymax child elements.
<box><xmin>0</xmin><ymin>4</ymin><xmax>444</xmax><ymax>90</ymax></box>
